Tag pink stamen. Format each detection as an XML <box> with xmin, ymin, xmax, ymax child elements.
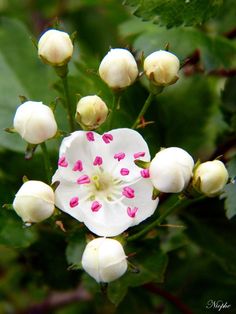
<box><xmin>134</xmin><ymin>151</ymin><xmax>146</xmax><ymax>159</ymax></box>
<box><xmin>140</xmin><ymin>169</ymin><xmax>150</xmax><ymax>178</ymax></box>
<box><xmin>77</xmin><ymin>175</ymin><xmax>90</xmax><ymax>184</ymax></box>
<box><xmin>102</xmin><ymin>133</ymin><xmax>113</xmax><ymax>144</ymax></box>
<box><xmin>73</xmin><ymin>160</ymin><xmax>83</xmax><ymax>172</ymax></box>
<box><xmin>93</xmin><ymin>156</ymin><xmax>103</xmax><ymax>166</ymax></box>
<box><xmin>114</xmin><ymin>152</ymin><xmax>125</xmax><ymax>161</ymax></box>
<box><xmin>58</xmin><ymin>156</ymin><xmax>68</xmax><ymax>167</ymax></box>
<box><xmin>127</xmin><ymin>206</ymin><xmax>138</xmax><ymax>218</ymax></box>
<box><xmin>120</xmin><ymin>168</ymin><xmax>129</xmax><ymax>176</ymax></box>
<box><xmin>91</xmin><ymin>201</ymin><xmax>102</xmax><ymax>212</ymax></box>
<box><xmin>122</xmin><ymin>187</ymin><xmax>135</xmax><ymax>198</ymax></box>
<box><xmin>69</xmin><ymin>197</ymin><xmax>79</xmax><ymax>208</ymax></box>
<box><xmin>86</xmin><ymin>132</ymin><xmax>95</xmax><ymax>141</ymax></box>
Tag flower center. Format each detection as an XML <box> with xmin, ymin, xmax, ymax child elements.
<box><xmin>91</xmin><ymin>172</ymin><xmax>113</xmax><ymax>191</ymax></box>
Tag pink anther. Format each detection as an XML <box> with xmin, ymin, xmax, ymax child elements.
<box><xmin>69</xmin><ymin>197</ymin><xmax>79</xmax><ymax>208</ymax></box>
<box><xmin>91</xmin><ymin>201</ymin><xmax>102</xmax><ymax>212</ymax></box>
<box><xmin>120</xmin><ymin>168</ymin><xmax>129</xmax><ymax>176</ymax></box>
<box><xmin>77</xmin><ymin>175</ymin><xmax>90</xmax><ymax>184</ymax></box>
<box><xmin>114</xmin><ymin>152</ymin><xmax>125</xmax><ymax>161</ymax></box>
<box><xmin>134</xmin><ymin>152</ymin><xmax>146</xmax><ymax>159</ymax></box>
<box><xmin>58</xmin><ymin>156</ymin><xmax>68</xmax><ymax>167</ymax></box>
<box><xmin>122</xmin><ymin>187</ymin><xmax>135</xmax><ymax>198</ymax></box>
<box><xmin>93</xmin><ymin>156</ymin><xmax>103</xmax><ymax>166</ymax></box>
<box><xmin>127</xmin><ymin>206</ymin><xmax>138</xmax><ymax>218</ymax></box>
<box><xmin>102</xmin><ymin>133</ymin><xmax>113</xmax><ymax>144</ymax></box>
<box><xmin>73</xmin><ymin>160</ymin><xmax>83</xmax><ymax>172</ymax></box>
<box><xmin>140</xmin><ymin>169</ymin><xmax>150</xmax><ymax>178</ymax></box>
<box><xmin>86</xmin><ymin>132</ymin><xmax>95</xmax><ymax>141</ymax></box>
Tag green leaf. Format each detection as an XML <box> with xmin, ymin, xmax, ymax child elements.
<box><xmin>123</xmin><ymin>0</ymin><xmax>223</xmax><ymax>28</ymax></box>
<box><xmin>221</xmin><ymin>77</ymin><xmax>236</xmax><ymax>131</ymax></box>
<box><xmin>221</xmin><ymin>157</ymin><xmax>236</xmax><ymax>219</ymax></box>
<box><xmin>65</xmin><ymin>232</ymin><xmax>86</xmax><ymax>268</ymax></box>
<box><xmin>0</xmin><ymin>210</ymin><xmax>38</xmax><ymax>248</ymax></box>
<box><xmin>108</xmin><ymin>249</ymin><xmax>168</xmax><ymax>305</ymax></box>
<box><xmin>184</xmin><ymin>214</ymin><xmax>236</xmax><ymax>276</ymax></box>
<box><xmin>0</xmin><ymin>18</ymin><xmax>56</xmax><ymax>152</ymax></box>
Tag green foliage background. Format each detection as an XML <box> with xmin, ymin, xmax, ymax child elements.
<box><xmin>0</xmin><ymin>0</ymin><xmax>236</xmax><ymax>313</ymax></box>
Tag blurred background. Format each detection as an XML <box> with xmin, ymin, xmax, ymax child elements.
<box><xmin>0</xmin><ymin>0</ymin><xmax>236</xmax><ymax>313</ymax></box>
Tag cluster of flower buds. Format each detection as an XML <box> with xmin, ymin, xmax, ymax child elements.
<box><xmin>98</xmin><ymin>48</ymin><xmax>180</xmax><ymax>90</ymax></box>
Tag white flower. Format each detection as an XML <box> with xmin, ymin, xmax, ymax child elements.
<box><xmin>75</xmin><ymin>95</ymin><xmax>108</xmax><ymax>130</ymax></box>
<box><xmin>149</xmin><ymin>147</ymin><xmax>194</xmax><ymax>193</ymax></box>
<box><xmin>144</xmin><ymin>50</ymin><xmax>180</xmax><ymax>86</ymax></box>
<box><xmin>52</xmin><ymin>128</ymin><xmax>158</xmax><ymax>236</ymax></box>
<box><xmin>13</xmin><ymin>101</ymin><xmax>57</xmax><ymax>144</ymax></box>
<box><xmin>193</xmin><ymin>160</ymin><xmax>229</xmax><ymax>196</ymax></box>
<box><xmin>38</xmin><ymin>29</ymin><xmax>73</xmax><ymax>66</ymax></box>
<box><xmin>81</xmin><ymin>238</ymin><xmax>127</xmax><ymax>283</ymax></box>
<box><xmin>99</xmin><ymin>48</ymin><xmax>139</xmax><ymax>89</ymax></box>
<box><xmin>13</xmin><ymin>180</ymin><xmax>55</xmax><ymax>223</ymax></box>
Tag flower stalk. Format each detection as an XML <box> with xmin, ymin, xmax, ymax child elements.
<box><xmin>61</xmin><ymin>75</ymin><xmax>75</xmax><ymax>132</ymax></box>
<box><xmin>40</xmin><ymin>142</ymin><xmax>52</xmax><ymax>183</ymax></box>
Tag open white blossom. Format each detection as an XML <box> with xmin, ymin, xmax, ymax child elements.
<box><xmin>52</xmin><ymin>128</ymin><xmax>158</xmax><ymax>236</ymax></box>
<box><xmin>81</xmin><ymin>238</ymin><xmax>127</xmax><ymax>283</ymax></box>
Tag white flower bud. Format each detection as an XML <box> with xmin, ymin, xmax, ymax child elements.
<box><xmin>75</xmin><ymin>95</ymin><xmax>108</xmax><ymax>129</ymax></box>
<box><xmin>81</xmin><ymin>238</ymin><xmax>127</xmax><ymax>283</ymax></box>
<box><xmin>193</xmin><ymin>160</ymin><xmax>229</xmax><ymax>197</ymax></box>
<box><xmin>38</xmin><ymin>29</ymin><xmax>73</xmax><ymax>66</ymax></box>
<box><xmin>13</xmin><ymin>101</ymin><xmax>57</xmax><ymax>144</ymax></box>
<box><xmin>149</xmin><ymin>147</ymin><xmax>194</xmax><ymax>193</ymax></box>
<box><xmin>144</xmin><ymin>50</ymin><xmax>180</xmax><ymax>86</ymax></box>
<box><xmin>99</xmin><ymin>48</ymin><xmax>138</xmax><ymax>89</ymax></box>
<box><xmin>13</xmin><ymin>180</ymin><xmax>55</xmax><ymax>223</ymax></box>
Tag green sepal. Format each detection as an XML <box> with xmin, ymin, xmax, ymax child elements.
<box><xmin>22</xmin><ymin>175</ymin><xmax>29</xmax><ymax>183</ymax></box>
<box><xmin>2</xmin><ymin>204</ymin><xmax>14</xmax><ymax>210</ymax></box>
<box><xmin>134</xmin><ymin>159</ymin><xmax>150</xmax><ymax>169</ymax></box>
<box><xmin>19</xmin><ymin>95</ymin><xmax>28</xmax><ymax>103</ymax></box>
<box><xmin>4</xmin><ymin>127</ymin><xmax>16</xmax><ymax>134</ymax></box>
<box><xmin>70</xmin><ymin>31</ymin><xmax>77</xmax><ymax>45</ymax></box>
<box><xmin>54</xmin><ymin>64</ymin><xmax>69</xmax><ymax>78</ymax></box>
<box><xmin>30</xmin><ymin>36</ymin><xmax>38</xmax><ymax>49</ymax></box>
<box><xmin>25</xmin><ymin>143</ymin><xmax>38</xmax><ymax>160</ymax></box>
<box><xmin>152</xmin><ymin>187</ymin><xmax>160</xmax><ymax>200</ymax></box>
<box><xmin>51</xmin><ymin>181</ymin><xmax>60</xmax><ymax>191</ymax></box>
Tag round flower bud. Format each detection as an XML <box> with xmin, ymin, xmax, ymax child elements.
<box><xmin>75</xmin><ymin>95</ymin><xmax>108</xmax><ymax>130</ymax></box>
<box><xmin>13</xmin><ymin>101</ymin><xmax>57</xmax><ymax>144</ymax></box>
<box><xmin>38</xmin><ymin>29</ymin><xmax>73</xmax><ymax>66</ymax></box>
<box><xmin>144</xmin><ymin>50</ymin><xmax>180</xmax><ymax>86</ymax></box>
<box><xmin>81</xmin><ymin>238</ymin><xmax>127</xmax><ymax>283</ymax></box>
<box><xmin>193</xmin><ymin>160</ymin><xmax>229</xmax><ymax>197</ymax></box>
<box><xmin>99</xmin><ymin>48</ymin><xmax>138</xmax><ymax>89</ymax></box>
<box><xmin>13</xmin><ymin>180</ymin><xmax>55</xmax><ymax>223</ymax></box>
<box><xmin>149</xmin><ymin>147</ymin><xmax>194</xmax><ymax>193</ymax></box>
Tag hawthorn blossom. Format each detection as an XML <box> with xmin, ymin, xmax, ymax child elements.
<box><xmin>52</xmin><ymin>128</ymin><xmax>158</xmax><ymax>236</ymax></box>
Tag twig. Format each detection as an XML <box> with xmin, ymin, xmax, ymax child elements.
<box><xmin>18</xmin><ymin>285</ymin><xmax>91</xmax><ymax>314</ymax></box>
<box><xmin>144</xmin><ymin>283</ymin><xmax>194</xmax><ymax>314</ymax></box>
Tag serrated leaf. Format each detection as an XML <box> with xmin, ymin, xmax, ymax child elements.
<box><xmin>123</xmin><ymin>0</ymin><xmax>223</xmax><ymax>28</ymax></box>
<box><xmin>221</xmin><ymin>157</ymin><xmax>236</xmax><ymax>219</ymax></box>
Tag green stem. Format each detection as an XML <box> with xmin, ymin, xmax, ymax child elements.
<box><xmin>62</xmin><ymin>76</ymin><xmax>75</xmax><ymax>132</ymax></box>
<box><xmin>127</xmin><ymin>196</ymin><xmax>205</xmax><ymax>242</ymax></box>
<box><xmin>131</xmin><ymin>92</ymin><xmax>155</xmax><ymax>129</ymax></box>
<box><xmin>108</xmin><ymin>91</ymin><xmax>122</xmax><ymax>130</ymax></box>
<box><xmin>40</xmin><ymin>142</ymin><xmax>52</xmax><ymax>183</ymax></box>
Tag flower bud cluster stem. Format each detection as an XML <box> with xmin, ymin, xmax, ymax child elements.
<box><xmin>61</xmin><ymin>75</ymin><xmax>75</xmax><ymax>132</ymax></box>
<box><xmin>131</xmin><ymin>92</ymin><xmax>155</xmax><ymax>129</ymax></box>
<box><xmin>40</xmin><ymin>142</ymin><xmax>52</xmax><ymax>183</ymax></box>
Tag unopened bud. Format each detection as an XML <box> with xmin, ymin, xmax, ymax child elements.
<box><xmin>81</xmin><ymin>238</ymin><xmax>127</xmax><ymax>283</ymax></box>
<box><xmin>38</xmin><ymin>29</ymin><xmax>73</xmax><ymax>66</ymax></box>
<box><xmin>13</xmin><ymin>180</ymin><xmax>55</xmax><ymax>223</ymax></box>
<box><xmin>149</xmin><ymin>147</ymin><xmax>194</xmax><ymax>193</ymax></box>
<box><xmin>193</xmin><ymin>160</ymin><xmax>229</xmax><ymax>197</ymax></box>
<box><xmin>75</xmin><ymin>95</ymin><xmax>108</xmax><ymax>129</ymax></box>
<box><xmin>13</xmin><ymin>101</ymin><xmax>57</xmax><ymax>144</ymax></box>
<box><xmin>99</xmin><ymin>48</ymin><xmax>138</xmax><ymax>89</ymax></box>
<box><xmin>144</xmin><ymin>50</ymin><xmax>180</xmax><ymax>86</ymax></box>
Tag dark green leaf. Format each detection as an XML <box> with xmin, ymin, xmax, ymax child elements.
<box><xmin>124</xmin><ymin>0</ymin><xmax>223</xmax><ymax>28</ymax></box>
